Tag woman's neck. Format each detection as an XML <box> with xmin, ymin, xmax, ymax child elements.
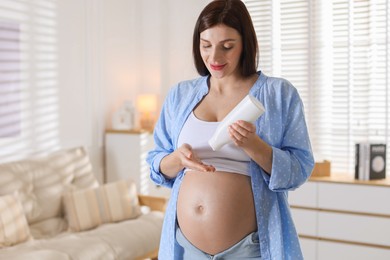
<box><xmin>209</xmin><ymin>73</ymin><xmax>258</xmax><ymax>96</ymax></box>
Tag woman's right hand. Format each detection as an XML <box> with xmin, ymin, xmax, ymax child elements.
<box><xmin>160</xmin><ymin>143</ymin><xmax>215</xmax><ymax>179</ymax></box>
<box><xmin>178</xmin><ymin>143</ymin><xmax>215</xmax><ymax>172</ymax></box>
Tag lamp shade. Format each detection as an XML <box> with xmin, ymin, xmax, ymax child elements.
<box><xmin>136</xmin><ymin>94</ymin><xmax>158</xmax><ymax>114</ymax></box>
<box><xmin>136</xmin><ymin>94</ymin><xmax>158</xmax><ymax>131</ymax></box>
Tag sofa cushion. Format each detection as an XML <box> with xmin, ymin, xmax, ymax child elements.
<box><xmin>63</xmin><ymin>179</ymin><xmax>141</xmax><ymax>232</ymax></box>
<box><xmin>0</xmin><ymin>193</ymin><xmax>32</xmax><ymax>248</ymax></box>
<box><xmin>29</xmin><ymin>218</ymin><xmax>68</xmax><ymax>239</ymax></box>
<box><xmin>78</xmin><ymin>211</ymin><xmax>164</xmax><ymax>259</ymax></box>
<box><xmin>0</xmin><ymin>147</ymin><xmax>99</xmax><ymax>226</ymax></box>
<box><xmin>0</xmin><ymin>250</ymin><xmax>70</xmax><ymax>260</ymax></box>
<box><xmin>0</xmin><ymin>233</ymin><xmax>117</xmax><ymax>260</ymax></box>
<box><xmin>0</xmin><ymin>211</ymin><xmax>164</xmax><ymax>260</ymax></box>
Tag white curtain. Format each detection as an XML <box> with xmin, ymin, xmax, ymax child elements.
<box><xmin>244</xmin><ymin>0</ymin><xmax>389</xmax><ymax>177</ymax></box>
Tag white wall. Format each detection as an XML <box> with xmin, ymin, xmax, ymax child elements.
<box><xmin>57</xmin><ymin>0</ymin><xmax>105</xmax><ymax>182</ymax></box>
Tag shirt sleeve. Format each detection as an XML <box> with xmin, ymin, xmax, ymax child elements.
<box><xmin>262</xmin><ymin>84</ymin><xmax>314</xmax><ymax>191</ymax></box>
<box><xmin>146</xmin><ymin>88</ymin><xmax>177</xmax><ymax>188</ymax></box>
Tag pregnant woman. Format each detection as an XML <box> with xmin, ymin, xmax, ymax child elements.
<box><xmin>146</xmin><ymin>0</ymin><xmax>314</xmax><ymax>259</ymax></box>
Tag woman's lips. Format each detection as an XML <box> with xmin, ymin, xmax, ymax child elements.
<box><xmin>210</xmin><ymin>64</ymin><xmax>226</xmax><ymax>71</ymax></box>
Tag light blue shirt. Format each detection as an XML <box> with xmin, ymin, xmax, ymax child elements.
<box><xmin>146</xmin><ymin>71</ymin><xmax>314</xmax><ymax>260</ymax></box>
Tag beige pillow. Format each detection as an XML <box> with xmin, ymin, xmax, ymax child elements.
<box><xmin>0</xmin><ymin>193</ymin><xmax>32</xmax><ymax>248</ymax></box>
<box><xmin>63</xmin><ymin>179</ymin><xmax>141</xmax><ymax>232</ymax></box>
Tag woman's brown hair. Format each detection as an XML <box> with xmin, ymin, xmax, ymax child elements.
<box><xmin>193</xmin><ymin>0</ymin><xmax>259</xmax><ymax>77</ymax></box>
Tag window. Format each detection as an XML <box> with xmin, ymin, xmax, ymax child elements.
<box><xmin>0</xmin><ymin>21</ymin><xmax>21</xmax><ymax>138</ymax></box>
<box><xmin>0</xmin><ymin>1</ymin><xmax>60</xmax><ymax>162</ymax></box>
<box><xmin>244</xmin><ymin>0</ymin><xmax>389</xmax><ymax>177</ymax></box>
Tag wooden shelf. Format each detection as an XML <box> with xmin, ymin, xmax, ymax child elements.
<box><xmin>309</xmin><ymin>174</ymin><xmax>390</xmax><ymax>187</ymax></box>
<box><xmin>105</xmin><ymin>128</ymin><xmax>152</xmax><ymax>134</ymax></box>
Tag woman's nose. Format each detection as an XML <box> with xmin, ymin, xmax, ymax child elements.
<box><xmin>210</xmin><ymin>48</ymin><xmax>222</xmax><ymax>63</ymax></box>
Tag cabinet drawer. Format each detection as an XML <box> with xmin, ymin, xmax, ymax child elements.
<box><xmin>291</xmin><ymin>208</ymin><xmax>317</xmax><ymax>236</ymax></box>
<box><xmin>318</xmin><ymin>211</ymin><xmax>390</xmax><ymax>247</ymax></box>
<box><xmin>318</xmin><ymin>240</ymin><xmax>390</xmax><ymax>260</ymax></box>
<box><xmin>289</xmin><ymin>181</ymin><xmax>317</xmax><ymax>207</ymax></box>
<box><xmin>318</xmin><ymin>182</ymin><xmax>390</xmax><ymax>215</ymax></box>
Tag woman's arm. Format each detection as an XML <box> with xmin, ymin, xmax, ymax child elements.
<box><xmin>228</xmin><ymin>84</ymin><xmax>314</xmax><ymax>191</ymax></box>
<box><xmin>147</xmin><ymin>85</ymin><xmax>215</xmax><ymax>187</ymax></box>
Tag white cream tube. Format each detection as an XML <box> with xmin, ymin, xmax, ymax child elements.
<box><xmin>208</xmin><ymin>95</ymin><xmax>265</xmax><ymax>151</ymax></box>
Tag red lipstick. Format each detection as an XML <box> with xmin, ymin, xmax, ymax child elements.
<box><xmin>210</xmin><ymin>64</ymin><xmax>225</xmax><ymax>71</ymax></box>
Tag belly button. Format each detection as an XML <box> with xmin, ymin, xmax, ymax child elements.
<box><xmin>195</xmin><ymin>205</ymin><xmax>204</xmax><ymax>214</ymax></box>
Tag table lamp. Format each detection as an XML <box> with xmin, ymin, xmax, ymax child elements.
<box><xmin>136</xmin><ymin>94</ymin><xmax>158</xmax><ymax>132</ymax></box>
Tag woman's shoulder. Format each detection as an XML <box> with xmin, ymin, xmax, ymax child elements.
<box><xmin>261</xmin><ymin>72</ymin><xmax>295</xmax><ymax>90</ymax></box>
<box><xmin>254</xmin><ymin>71</ymin><xmax>298</xmax><ymax>97</ymax></box>
<box><xmin>167</xmin><ymin>75</ymin><xmax>208</xmax><ymax>98</ymax></box>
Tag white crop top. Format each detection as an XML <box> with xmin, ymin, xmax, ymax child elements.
<box><xmin>177</xmin><ymin>111</ymin><xmax>251</xmax><ymax>176</ymax></box>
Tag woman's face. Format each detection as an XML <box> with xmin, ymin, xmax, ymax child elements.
<box><xmin>200</xmin><ymin>24</ymin><xmax>243</xmax><ymax>79</ymax></box>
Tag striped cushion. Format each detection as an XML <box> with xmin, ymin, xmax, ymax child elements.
<box><xmin>63</xmin><ymin>179</ymin><xmax>141</xmax><ymax>232</ymax></box>
<box><xmin>0</xmin><ymin>193</ymin><xmax>32</xmax><ymax>248</ymax></box>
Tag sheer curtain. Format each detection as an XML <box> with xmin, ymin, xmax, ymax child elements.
<box><xmin>243</xmin><ymin>0</ymin><xmax>389</xmax><ymax>177</ymax></box>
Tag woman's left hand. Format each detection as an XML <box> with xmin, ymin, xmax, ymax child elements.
<box><xmin>229</xmin><ymin>120</ymin><xmax>273</xmax><ymax>174</ymax></box>
<box><xmin>228</xmin><ymin>120</ymin><xmax>258</xmax><ymax>149</ymax></box>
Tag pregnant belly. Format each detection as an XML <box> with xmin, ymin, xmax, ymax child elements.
<box><xmin>177</xmin><ymin>171</ymin><xmax>257</xmax><ymax>255</ymax></box>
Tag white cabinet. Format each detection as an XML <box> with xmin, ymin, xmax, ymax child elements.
<box><xmin>317</xmin><ymin>182</ymin><xmax>390</xmax><ymax>215</ymax></box>
<box><xmin>300</xmin><ymin>238</ymin><xmax>317</xmax><ymax>260</ymax></box>
<box><xmin>318</xmin><ymin>241</ymin><xmax>390</xmax><ymax>260</ymax></box>
<box><xmin>289</xmin><ymin>176</ymin><xmax>390</xmax><ymax>260</ymax></box>
<box><xmin>104</xmin><ymin>130</ymin><xmax>170</xmax><ymax>198</ymax></box>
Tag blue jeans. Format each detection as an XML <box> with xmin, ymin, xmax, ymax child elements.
<box><xmin>176</xmin><ymin>227</ymin><xmax>261</xmax><ymax>259</ymax></box>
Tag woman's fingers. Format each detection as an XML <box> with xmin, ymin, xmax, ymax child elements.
<box><xmin>184</xmin><ymin>156</ymin><xmax>215</xmax><ymax>172</ymax></box>
<box><xmin>229</xmin><ymin>120</ymin><xmax>256</xmax><ymax>145</ymax></box>
<box><xmin>179</xmin><ymin>143</ymin><xmax>215</xmax><ymax>172</ymax></box>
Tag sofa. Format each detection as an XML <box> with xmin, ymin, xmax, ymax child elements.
<box><xmin>0</xmin><ymin>147</ymin><xmax>166</xmax><ymax>260</ymax></box>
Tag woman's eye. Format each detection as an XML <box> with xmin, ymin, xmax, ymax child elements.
<box><xmin>223</xmin><ymin>46</ymin><xmax>233</xmax><ymax>50</ymax></box>
<box><xmin>202</xmin><ymin>45</ymin><xmax>211</xmax><ymax>49</ymax></box>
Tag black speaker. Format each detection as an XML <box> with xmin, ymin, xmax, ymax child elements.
<box><xmin>355</xmin><ymin>143</ymin><xmax>386</xmax><ymax>180</ymax></box>
<box><xmin>369</xmin><ymin>144</ymin><xmax>386</xmax><ymax>180</ymax></box>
